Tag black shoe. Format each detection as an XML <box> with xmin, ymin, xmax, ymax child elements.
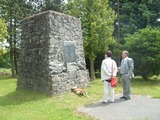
<box><xmin>102</xmin><ymin>102</ymin><xmax>107</xmax><ymax>104</ymax></box>
<box><xmin>120</xmin><ymin>96</ymin><xmax>126</xmax><ymax>99</ymax></box>
<box><xmin>125</xmin><ymin>97</ymin><xmax>131</xmax><ymax>100</ymax></box>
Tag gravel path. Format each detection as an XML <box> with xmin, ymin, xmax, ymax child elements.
<box><xmin>78</xmin><ymin>94</ymin><xmax>160</xmax><ymax>120</ymax></box>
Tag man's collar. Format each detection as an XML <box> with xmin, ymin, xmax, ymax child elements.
<box><xmin>123</xmin><ymin>57</ymin><xmax>128</xmax><ymax>60</ymax></box>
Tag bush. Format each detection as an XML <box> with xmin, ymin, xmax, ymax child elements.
<box><xmin>0</xmin><ymin>51</ymin><xmax>10</xmax><ymax>68</ymax></box>
<box><xmin>124</xmin><ymin>27</ymin><xmax>160</xmax><ymax>79</ymax></box>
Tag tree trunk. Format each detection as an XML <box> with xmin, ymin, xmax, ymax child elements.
<box><xmin>9</xmin><ymin>9</ymin><xmax>16</xmax><ymax>78</ymax></box>
<box><xmin>141</xmin><ymin>75</ymin><xmax>149</xmax><ymax>80</ymax></box>
<box><xmin>13</xmin><ymin>18</ymin><xmax>18</xmax><ymax>75</ymax></box>
<box><xmin>90</xmin><ymin>60</ymin><xmax>96</xmax><ymax>81</ymax></box>
<box><xmin>10</xmin><ymin>48</ymin><xmax>16</xmax><ymax>77</ymax></box>
<box><xmin>140</xmin><ymin>70</ymin><xmax>149</xmax><ymax>80</ymax></box>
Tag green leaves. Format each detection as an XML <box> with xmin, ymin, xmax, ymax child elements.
<box><xmin>124</xmin><ymin>27</ymin><xmax>160</xmax><ymax>79</ymax></box>
<box><xmin>109</xmin><ymin>0</ymin><xmax>160</xmax><ymax>47</ymax></box>
<box><xmin>43</xmin><ymin>0</ymin><xmax>63</xmax><ymax>12</ymax></box>
<box><xmin>0</xmin><ymin>18</ymin><xmax>7</xmax><ymax>42</ymax></box>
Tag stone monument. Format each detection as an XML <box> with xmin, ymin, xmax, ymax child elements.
<box><xmin>17</xmin><ymin>10</ymin><xmax>90</xmax><ymax>95</ymax></box>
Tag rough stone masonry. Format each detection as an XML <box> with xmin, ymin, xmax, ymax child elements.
<box><xmin>17</xmin><ymin>10</ymin><xmax>90</xmax><ymax>95</ymax></box>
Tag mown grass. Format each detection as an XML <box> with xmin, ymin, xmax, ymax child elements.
<box><xmin>116</xmin><ymin>76</ymin><xmax>160</xmax><ymax>98</ymax></box>
<box><xmin>0</xmin><ymin>75</ymin><xmax>160</xmax><ymax>120</ymax></box>
<box><xmin>0</xmin><ymin>68</ymin><xmax>11</xmax><ymax>73</ymax></box>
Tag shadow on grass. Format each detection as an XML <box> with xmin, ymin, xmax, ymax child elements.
<box><xmin>0</xmin><ymin>89</ymin><xmax>51</xmax><ymax>106</ymax></box>
<box><xmin>0</xmin><ymin>75</ymin><xmax>51</xmax><ymax>106</ymax></box>
<box><xmin>0</xmin><ymin>75</ymin><xmax>15</xmax><ymax>81</ymax></box>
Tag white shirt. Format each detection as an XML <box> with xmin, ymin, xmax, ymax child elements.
<box><xmin>101</xmin><ymin>57</ymin><xmax>117</xmax><ymax>81</ymax></box>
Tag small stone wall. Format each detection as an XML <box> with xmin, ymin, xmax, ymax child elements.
<box><xmin>17</xmin><ymin>10</ymin><xmax>90</xmax><ymax>95</ymax></box>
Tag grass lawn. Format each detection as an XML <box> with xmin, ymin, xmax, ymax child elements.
<box><xmin>0</xmin><ymin>68</ymin><xmax>11</xmax><ymax>75</ymax></box>
<box><xmin>0</xmin><ymin>75</ymin><xmax>160</xmax><ymax>120</ymax></box>
<box><xmin>0</xmin><ymin>68</ymin><xmax>11</xmax><ymax>73</ymax></box>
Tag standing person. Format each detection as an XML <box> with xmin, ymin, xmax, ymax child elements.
<box><xmin>101</xmin><ymin>51</ymin><xmax>117</xmax><ymax>103</ymax></box>
<box><xmin>119</xmin><ymin>51</ymin><xmax>134</xmax><ymax>100</ymax></box>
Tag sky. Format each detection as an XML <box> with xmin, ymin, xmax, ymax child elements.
<box><xmin>64</xmin><ymin>0</ymin><xmax>68</xmax><ymax>3</ymax></box>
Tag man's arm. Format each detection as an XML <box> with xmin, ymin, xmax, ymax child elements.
<box><xmin>113</xmin><ymin>61</ymin><xmax>117</xmax><ymax>76</ymax></box>
<box><xmin>101</xmin><ymin>61</ymin><xmax>111</xmax><ymax>76</ymax></box>
<box><xmin>127</xmin><ymin>58</ymin><xmax>134</xmax><ymax>76</ymax></box>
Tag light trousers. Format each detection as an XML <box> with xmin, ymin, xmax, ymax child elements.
<box><xmin>103</xmin><ymin>81</ymin><xmax>114</xmax><ymax>102</ymax></box>
<box><xmin>121</xmin><ymin>76</ymin><xmax>131</xmax><ymax>98</ymax></box>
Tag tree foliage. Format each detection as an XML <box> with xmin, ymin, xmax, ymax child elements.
<box><xmin>44</xmin><ymin>0</ymin><xmax>64</xmax><ymax>12</ymax></box>
<box><xmin>65</xmin><ymin>0</ymin><xmax>116</xmax><ymax>80</ymax></box>
<box><xmin>0</xmin><ymin>47</ymin><xmax>10</xmax><ymax>68</ymax></box>
<box><xmin>124</xmin><ymin>27</ymin><xmax>160</xmax><ymax>79</ymax></box>
<box><xmin>0</xmin><ymin>18</ymin><xmax>9</xmax><ymax>68</ymax></box>
<box><xmin>26</xmin><ymin>0</ymin><xmax>64</xmax><ymax>13</ymax></box>
<box><xmin>109</xmin><ymin>0</ymin><xmax>160</xmax><ymax>76</ymax></box>
<box><xmin>110</xmin><ymin>0</ymin><xmax>160</xmax><ymax>38</ymax></box>
<box><xmin>0</xmin><ymin>18</ymin><xmax>7</xmax><ymax>42</ymax></box>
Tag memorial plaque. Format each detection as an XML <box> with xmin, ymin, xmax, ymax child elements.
<box><xmin>64</xmin><ymin>41</ymin><xmax>76</xmax><ymax>63</ymax></box>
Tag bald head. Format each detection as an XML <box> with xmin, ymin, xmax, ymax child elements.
<box><xmin>122</xmin><ymin>51</ymin><xmax>129</xmax><ymax>59</ymax></box>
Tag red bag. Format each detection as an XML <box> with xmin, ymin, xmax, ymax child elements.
<box><xmin>111</xmin><ymin>77</ymin><xmax>117</xmax><ymax>87</ymax></box>
<box><xmin>111</xmin><ymin>61</ymin><xmax>117</xmax><ymax>87</ymax></box>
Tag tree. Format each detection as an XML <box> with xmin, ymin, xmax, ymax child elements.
<box><xmin>0</xmin><ymin>0</ymin><xmax>34</xmax><ymax>77</ymax></box>
<box><xmin>110</xmin><ymin>0</ymin><xmax>160</xmax><ymax>39</ymax></box>
<box><xmin>124</xmin><ymin>27</ymin><xmax>160</xmax><ymax>80</ymax></box>
<box><xmin>44</xmin><ymin>0</ymin><xmax>64</xmax><ymax>12</ymax></box>
<box><xmin>0</xmin><ymin>18</ymin><xmax>7</xmax><ymax>42</ymax></box>
<box><xmin>65</xmin><ymin>0</ymin><xmax>116</xmax><ymax>80</ymax></box>
<box><xmin>26</xmin><ymin>0</ymin><xmax>64</xmax><ymax>12</ymax></box>
<box><xmin>109</xmin><ymin>0</ymin><xmax>160</xmax><ymax>60</ymax></box>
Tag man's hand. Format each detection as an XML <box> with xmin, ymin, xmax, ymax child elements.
<box><xmin>118</xmin><ymin>67</ymin><xmax>120</xmax><ymax>73</ymax></box>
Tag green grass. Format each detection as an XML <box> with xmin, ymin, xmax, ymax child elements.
<box><xmin>0</xmin><ymin>68</ymin><xmax>11</xmax><ymax>73</ymax></box>
<box><xmin>116</xmin><ymin>76</ymin><xmax>160</xmax><ymax>98</ymax></box>
<box><xmin>131</xmin><ymin>77</ymin><xmax>160</xmax><ymax>98</ymax></box>
<box><xmin>0</xmin><ymin>75</ymin><xmax>160</xmax><ymax>120</ymax></box>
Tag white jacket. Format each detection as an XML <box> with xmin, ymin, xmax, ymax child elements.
<box><xmin>101</xmin><ymin>57</ymin><xmax>117</xmax><ymax>81</ymax></box>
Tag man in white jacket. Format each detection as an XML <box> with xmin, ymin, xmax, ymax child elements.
<box><xmin>101</xmin><ymin>51</ymin><xmax>117</xmax><ymax>103</ymax></box>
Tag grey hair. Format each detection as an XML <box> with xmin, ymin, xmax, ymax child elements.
<box><xmin>123</xmin><ymin>51</ymin><xmax>129</xmax><ymax>56</ymax></box>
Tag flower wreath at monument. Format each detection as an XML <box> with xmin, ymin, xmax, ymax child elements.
<box><xmin>71</xmin><ymin>87</ymin><xmax>87</xmax><ymax>97</ymax></box>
